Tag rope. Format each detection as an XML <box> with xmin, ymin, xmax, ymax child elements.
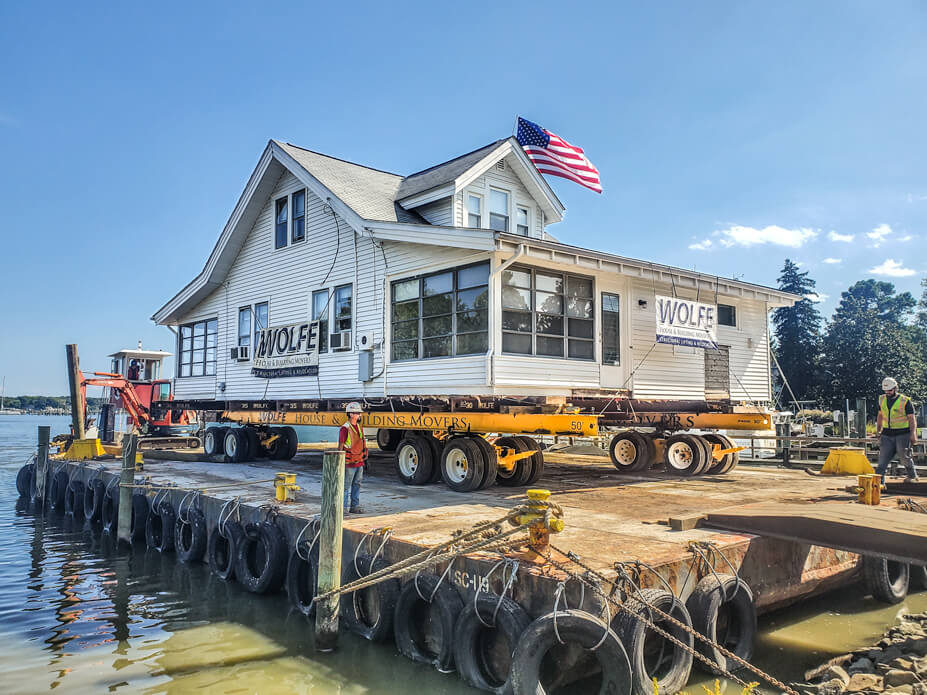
<box><xmin>474</xmin><ymin>556</ymin><xmax>520</xmax><ymax>628</ymax></box>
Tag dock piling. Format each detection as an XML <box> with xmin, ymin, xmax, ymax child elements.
<box><xmin>65</xmin><ymin>344</ymin><xmax>85</xmax><ymax>440</ymax></box>
<box><xmin>36</xmin><ymin>425</ymin><xmax>50</xmax><ymax>503</ymax></box>
<box><xmin>315</xmin><ymin>449</ymin><xmax>345</xmax><ymax>652</ymax></box>
<box><xmin>116</xmin><ymin>434</ymin><xmax>138</xmax><ymax>545</ymax></box>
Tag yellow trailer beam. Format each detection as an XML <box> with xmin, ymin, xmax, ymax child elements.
<box><xmin>223</xmin><ymin>410</ymin><xmax>598</xmax><ymax>437</ymax></box>
<box><xmin>623</xmin><ymin>412</ymin><xmax>771</xmax><ymax>431</ymax></box>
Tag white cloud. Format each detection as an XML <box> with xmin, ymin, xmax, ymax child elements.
<box><xmin>867</xmin><ymin>224</ymin><xmax>892</xmax><ymax>246</ymax></box>
<box><xmin>868</xmin><ymin>258</ymin><xmax>916</xmax><ymax>277</ymax></box>
<box><xmin>822</xmin><ymin>257</ymin><xmax>842</xmax><ymax>264</ymax></box>
<box><xmin>805</xmin><ymin>293</ymin><xmax>829</xmax><ymax>303</ymax></box>
<box><xmin>689</xmin><ymin>239</ymin><xmax>713</xmax><ymax>251</ymax></box>
<box><xmin>712</xmin><ymin>225</ymin><xmax>818</xmax><ymax>248</ymax></box>
<box><xmin>898</xmin><ymin>234</ymin><xmax>914</xmax><ymax>242</ymax></box>
<box><xmin>828</xmin><ymin>230</ymin><xmax>854</xmax><ymax>242</ymax></box>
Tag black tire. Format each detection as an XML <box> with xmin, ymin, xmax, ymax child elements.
<box><xmin>146</xmin><ymin>499</ymin><xmax>176</xmax><ymax>552</ymax></box>
<box><xmin>510</xmin><ymin>609</ymin><xmax>632</xmax><ymax>695</ymax></box>
<box><xmin>203</xmin><ymin>427</ymin><xmax>226</xmax><ymax>456</ymax></box>
<box><xmin>286</xmin><ymin>541</ymin><xmax>320</xmax><ymax>617</ymax></box>
<box><xmin>242</xmin><ymin>427</ymin><xmax>260</xmax><ymax>461</ymax></box>
<box><xmin>692</xmin><ymin>436</ymin><xmax>715</xmax><ymax>475</ymax></box>
<box><xmin>175</xmin><ymin>507</ymin><xmax>208</xmax><ymax>563</ymax></box>
<box><xmin>16</xmin><ymin>463</ymin><xmax>35</xmax><ymax>498</ymax></box>
<box><xmin>394</xmin><ymin>573</ymin><xmax>463</xmax><ymax>672</ymax></box>
<box><xmin>265</xmin><ymin>427</ymin><xmax>288</xmax><ymax>459</ymax></box>
<box><xmin>223</xmin><ymin>429</ymin><xmax>247</xmax><ymax>463</ymax></box>
<box><xmin>471</xmin><ymin>436</ymin><xmax>499</xmax><ymax>489</ymax></box>
<box><xmin>614</xmin><ymin>588</ymin><xmax>694</xmax><ymax>695</ymax></box>
<box><xmin>282</xmin><ymin>426</ymin><xmax>299</xmax><ymax>460</ymax></box>
<box><xmin>423</xmin><ymin>434</ymin><xmax>445</xmax><ymax>483</ymax></box>
<box><xmin>395</xmin><ymin>436</ymin><xmax>434</xmax><ymax>485</ymax></box>
<box><xmin>343</xmin><ymin>553</ymin><xmax>400</xmax><ymax>642</ymax></box>
<box><xmin>701</xmin><ymin>433</ymin><xmax>728</xmax><ymax>473</ymax></box>
<box><xmin>686</xmin><ymin>574</ymin><xmax>757</xmax><ymax>674</ymax></box>
<box><xmin>65</xmin><ymin>479</ymin><xmax>85</xmax><ymax>518</ymax></box>
<box><xmin>440</xmin><ymin>438</ymin><xmax>486</xmax><ymax>492</ymax></box>
<box><xmin>663</xmin><ymin>434</ymin><xmax>707</xmax><ymax>476</ymax></box>
<box><xmin>454</xmin><ymin>593</ymin><xmax>531</xmax><ymax>693</ymax></box>
<box><xmin>101</xmin><ymin>484</ymin><xmax>118</xmax><ymax>534</ymax></box>
<box><xmin>862</xmin><ymin>556</ymin><xmax>909</xmax><ymax>604</ymax></box>
<box><xmin>515</xmin><ymin>436</ymin><xmax>545</xmax><ymax>486</ymax></box>
<box><xmin>235</xmin><ymin>521</ymin><xmax>287</xmax><ymax>594</ymax></box>
<box><xmin>130</xmin><ymin>493</ymin><xmax>150</xmax><ymax>542</ymax></box>
<box><xmin>495</xmin><ymin>436</ymin><xmax>532</xmax><ymax>487</ymax></box>
<box><xmin>911</xmin><ymin>564</ymin><xmax>927</xmax><ymax>591</ymax></box>
<box><xmin>708</xmin><ymin>434</ymin><xmax>739</xmax><ymax>474</ymax></box>
<box><xmin>208</xmin><ymin>520</ymin><xmax>244</xmax><ymax>581</ymax></box>
<box><xmin>84</xmin><ymin>478</ymin><xmax>105</xmax><ymax>523</ymax></box>
<box><xmin>48</xmin><ymin>470</ymin><xmax>69</xmax><ymax>512</ymax></box>
<box><xmin>609</xmin><ymin>431</ymin><xmax>656</xmax><ymax>473</ymax></box>
<box><xmin>376</xmin><ymin>428</ymin><xmax>402</xmax><ymax>453</ymax></box>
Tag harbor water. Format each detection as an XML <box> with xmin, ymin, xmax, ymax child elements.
<box><xmin>2</xmin><ymin>414</ymin><xmax>927</xmax><ymax>694</ymax></box>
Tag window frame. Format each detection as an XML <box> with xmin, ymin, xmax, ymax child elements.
<box><xmin>312</xmin><ymin>289</ymin><xmax>330</xmax><ymax>354</ymax></box>
<box><xmin>274</xmin><ymin>196</ymin><xmax>288</xmax><ymax>249</ymax></box>
<box><xmin>291</xmin><ymin>189</ymin><xmax>306</xmax><ymax>244</ymax></box>
<box><xmin>238</xmin><ymin>306</ymin><xmax>252</xmax><ymax>351</ymax></box>
<box><xmin>718</xmin><ymin>303</ymin><xmax>737</xmax><ymax>328</ymax></box>
<box><xmin>601</xmin><ymin>292</ymin><xmax>620</xmax><ymax>366</ymax></box>
<box><xmin>332</xmin><ymin>284</ymin><xmax>353</xmax><ymax>335</ymax></box>
<box><xmin>466</xmin><ymin>193</ymin><xmax>482</xmax><ymax>228</ymax></box>
<box><xmin>489</xmin><ymin>187</ymin><xmax>509</xmax><ymax>232</ymax></box>
<box><xmin>253</xmin><ymin>301</ymin><xmax>268</xmax><ymax>353</ymax></box>
<box><xmin>177</xmin><ymin>318</ymin><xmax>218</xmax><ymax>377</ymax></box>
<box><xmin>516</xmin><ymin>205</ymin><xmax>530</xmax><ymax>236</ymax></box>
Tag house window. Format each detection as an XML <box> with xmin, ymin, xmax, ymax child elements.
<box><xmin>334</xmin><ymin>285</ymin><xmax>352</xmax><ymax>333</ymax></box>
<box><xmin>391</xmin><ymin>262</ymin><xmax>489</xmax><ymax>361</ymax></box>
<box><xmin>501</xmin><ymin>267</ymin><xmax>594</xmax><ymax>360</ymax></box>
<box><xmin>292</xmin><ymin>190</ymin><xmax>306</xmax><ymax>243</ymax></box>
<box><xmin>312</xmin><ymin>290</ymin><xmax>329</xmax><ymax>353</ymax></box>
<box><xmin>467</xmin><ymin>194</ymin><xmax>482</xmax><ymax>228</ymax></box>
<box><xmin>275</xmin><ymin>197</ymin><xmax>288</xmax><ymax>249</ymax></box>
<box><xmin>718</xmin><ymin>304</ymin><xmax>736</xmax><ymax>327</ymax></box>
<box><xmin>254</xmin><ymin>302</ymin><xmax>268</xmax><ymax>350</ymax></box>
<box><xmin>489</xmin><ymin>189</ymin><xmax>509</xmax><ymax>232</ymax></box>
<box><xmin>516</xmin><ymin>206</ymin><xmax>529</xmax><ymax>236</ymax></box>
<box><xmin>602</xmin><ymin>293</ymin><xmax>620</xmax><ymax>365</ymax></box>
<box><xmin>178</xmin><ymin>318</ymin><xmax>217</xmax><ymax>377</ymax></box>
<box><xmin>238</xmin><ymin>307</ymin><xmax>251</xmax><ymax>350</ymax></box>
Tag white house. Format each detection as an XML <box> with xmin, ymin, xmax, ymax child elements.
<box><xmin>152</xmin><ymin>137</ymin><xmax>797</xmax><ymax>405</ymax></box>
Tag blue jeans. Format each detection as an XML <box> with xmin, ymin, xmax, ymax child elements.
<box><xmin>876</xmin><ymin>433</ymin><xmax>917</xmax><ymax>482</ymax></box>
<box><xmin>344</xmin><ymin>465</ymin><xmax>363</xmax><ymax>510</ymax></box>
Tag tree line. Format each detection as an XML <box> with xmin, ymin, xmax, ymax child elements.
<box><xmin>1</xmin><ymin>395</ymin><xmax>105</xmax><ymax>411</ymax></box>
<box><xmin>773</xmin><ymin>259</ymin><xmax>927</xmax><ymax>414</ymax></box>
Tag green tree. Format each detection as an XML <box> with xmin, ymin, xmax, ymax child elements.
<box><xmin>917</xmin><ymin>276</ymin><xmax>927</xmax><ymax>331</ymax></box>
<box><xmin>772</xmin><ymin>259</ymin><xmax>823</xmax><ymax>404</ymax></box>
<box><xmin>821</xmin><ymin>279</ymin><xmax>926</xmax><ymax>411</ymax></box>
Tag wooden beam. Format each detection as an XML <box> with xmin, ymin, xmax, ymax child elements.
<box><xmin>66</xmin><ymin>344</ymin><xmax>85</xmax><ymax>439</ymax></box>
<box><xmin>315</xmin><ymin>449</ymin><xmax>345</xmax><ymax>652</ymax></box>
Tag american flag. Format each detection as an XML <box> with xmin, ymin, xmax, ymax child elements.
<box><xmin>515</xmin><ymin>117</ymin><xmax>602</xmax><ymax>193</ymax></box>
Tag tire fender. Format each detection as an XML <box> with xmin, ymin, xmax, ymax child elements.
<box><xmin>235</xmin><ymin>521</ymin><xmax>287</xmax><ymax>593</ymax></box>
<box><xmin>208</xmin><ymin>520</ymin><xmax>244</xmax><ymax>581</ymax></box>
<box><xmin>453</xmin><ymin>593</ymin><xmax>531</xmax><ymax>693</ymax></box>
<box><xmin>84</xmin><ymin>478</ymin><xmax>105</xmax><ymax>523</ymax></box>
<box><xmin>343</xmin><ymin>553</ymin><xmax>400</xmax><ymax>642</ymax></box>
<box><xmin>146</xmin><ymin>499</ymin><xmax>176</xmax><ymax>552</ymax></box>
<box><xmin>65</xmin><ymin>479</ymin><xmax>85</xmax><ymax>518</ymax></box>
<box><xmin>862</xmin><ymin>556</ymin><xmax>909</xmax><ymax>604</ymax></box>
<box><xmin>686</xmin><ymin>574</ymin><xmax>757</xmax><ymax>674</ymax></box>
<box><xmin>393</xmin><ymin>572</ymin><xmax>463</xmax><ymax>672</ymax></box>
<box><xmin>175</xmin><ymin>506</ymin><xmax>208</xmax><ymax>563</ymax></box>
<box><xmin>286</xmin><ymin>541</ymin><xmax>320</xmax><ymax>617</ymax></box>
<box><xmin>48</xmin><ymin>469</ymin><xmax>69</xmax><ymax>512</ymax></box>
<box><xmin>130</xmin><ymin>493</ymin><xmax>150</xmax><ymax>542</ymax></box>
<box><xmin>16</xmin><ymin>463</ymin><xmax>35</xmax><ymax>498</ymax></box>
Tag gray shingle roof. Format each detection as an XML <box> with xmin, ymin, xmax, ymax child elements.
<box><xmin>396</xmin><ymin>139</ymin><xmax>507</xmax><ymax>201</ymax></box>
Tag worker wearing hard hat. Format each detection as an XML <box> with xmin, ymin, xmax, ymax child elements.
<box><xmin>874</xmin><ymin>377</ymin><xmax>918</xmax><ymax>483</ymax></box>
<box><xmin>339</xmin><ymin>402</ymin><xmax>369</xmax><ymax>514</ymax></box>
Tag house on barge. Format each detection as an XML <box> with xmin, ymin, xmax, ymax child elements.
<box><xmin>152</xmin><ymin>137</ymin><xmax>797</xmax><ymax>408</ymax></box>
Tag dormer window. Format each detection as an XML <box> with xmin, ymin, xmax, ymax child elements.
<box><xmin>516</xmin><ymin>206</ymin><xmax>529</xmax><ymax>236</ymax></box>
<box><xmin>274</xmin><ymin>189</ymin><xmax>307</xmax><ymax>249</ymax></box>
<box><xmin>467</xmin><ymin>194</ymin><xmax>482</xmax><ymax>228</ymax></box>
<box><xmin>489</xmin><ymin>189</ymin><xmax>509</xmax><ymax>232</ymax></box>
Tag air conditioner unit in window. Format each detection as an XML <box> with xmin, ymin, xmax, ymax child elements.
<box><xmin>330</xmin><ymin>331</ymin><xmax>352</xmax><ymax>351</ymax></box>
<box><xmin>230</xmin><ymin>346</ymin><xmax>250</xmax><ymax>361</ymax></box>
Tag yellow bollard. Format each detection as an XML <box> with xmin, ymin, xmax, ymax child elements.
<box><xmin>513</xmin><ymin>489</ymin><xmax>564</xmax><ymax>550</ymax></box>
<box><xmin>274</xmin><ymin>472</ymin><xmax>300</xmax><ymax>502</ymax></box>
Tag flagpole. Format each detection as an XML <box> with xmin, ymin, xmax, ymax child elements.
<box><xmin>512</xmin><ymin>114</ymin><xmax>519</xmax><ymax>137</ymax></box>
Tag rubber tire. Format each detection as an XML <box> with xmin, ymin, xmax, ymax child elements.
<box><xmin>65</xmin><ymin>479</ymin><xmax>85</xmax><ymax>518</ymax></box>
<box><xmin>701</xmin><ymin>433</ymin><xmax>730</xmax><ymax>473</ymax></box>
<box><xmin>710</xmin><ymin>434</ymin><xmax>740</xmax><ymax>474</ymax></box>
<box><xmin>286</xmin><ymin>541</ymin><xmax>319</xmax><ymax>617</ymax></box>
<box><xmin>663</xmin><ymin>434</ymin><xmax>707</xmax><ymax>476</ymax></box>
<box><xmin>48</xmin><ymin>470</ymin><xmax>69</xmax><ymax>512</ymax></box>
<box><xmin>84</xmin><ymin>478</ymin><xmax>105</xmax><ymax>523</ymax></box>
<box><xmin>510</xmin><ymin>609</ymin><xmax>633</xmax><ymax>695</ymax></box>
<box><xmin>453</xmin><ymin>593</ymin><xmax>531</xmax><ymax>693</ymax></box>
<box><xmin>203</xmin><ymin>427</ymin><xmax>226</xmax><ymax>456</ymax></box>
<box><xmin>376</xmin><ymin>428</ymin><xmax>403</xmax><ymax>453</ymax></box>
<box><xmin>494</xmin><ymin>436</ymin><xmax>527</xmax><ymax>487</ymax></box>
<box><xmin>243</xmin><ymin>427</ymin><xmax>260</xmax><ymax>461</ymax></box>
<box><xmin>614</xmin><ymin>588</ymin><xmax>694</xmax><ymax>695</ymax></box>
<box><xmin>343</xmin><ymin>553</ymin><xmax>400</xmax><ymax>642</ymax></box>
<box><xmin>16</xmin><ymin>463</ymin><xmax>35</xmax><ymax>498</ymax></box>
<box><xmin>441</xmin><ymin>438</ymin><xmax>486</xmax><ymax>492</ymax></box>
<box><xmin>222</xmin><ymin>428</ymin><xmax>247</xmax><ymax>463</ymax></box>
<box><xmin>265</xmin><ymin>427</ymin><xmax>286</xmax><ymax>459</ymax></box>
<box><xmin>130</xmin><ymin>493</ymin><xmax>150</xmax><ymax>542</ymax></box>
<box><xmin>686</xmin><ymin>574</ymin><xmax>757</xmax><ymax>674</ymax></box>
<box><xmin>394</xmin><ymin>572</ymin><xmax>463</xmax><ymax>672</ymax></box>
<box><xmin>690</xmin><ymin>435</ymin><xmax>714</xmax><ymax>475</ymax></box>
<box><xmin>146</xmin><ymin>499</ymin><xmax>176</xmax><ymax>552</ymax></box>
<box><xmin>101</xmin><ymin>484</ymin><xmax>118</xmax><ymax>534</ymax></box>
<box><xmin>423</xmin><ymin>434</ymin><xmax>445</xmax><ymax>483</ymax></box>
<box><xmin>609</xmin><ymin>431</ymin><xmax>656</xmax><ymax>473</ymax></box>
<box><xmin>395</xmin><ymin>436</ymin><xmax>434</xmax><ymax>485</ymax></box>
<box><xmin>515</xmin><ymin>436</ymin><xmax>545</xmax><ymax>486</ymax></box>
<box><xmin>208</xmin><ymin>520</ymin><xmax>244</xmax><ymax>581</ymax></box>
<box><xmin>911</xmin><ymin>564</ymin><xmax>927</xmax><ymax>591</ymax></box>
<box><xmin>175</xmin><ymin>507</ymin><xmax>208</xmax><ymax>563</ymax></box>
<box><xmin>235</xmin><ymin>521</ymin><xmax>287</xmax><ymax>594</ymax></box>
<box><xmin>282</xmin><ymin>426</ymin><xmax>299</xmax><ymax>460</ymax></box>
<box><xmin>862</xmin><ymin>556</ymin><xmax>910</xmax><ymax>604</ymax></box>
<box><xmin>471</xmin><ymin>436</ymin><xmax>499</xmax><ymax>489</ymax></box>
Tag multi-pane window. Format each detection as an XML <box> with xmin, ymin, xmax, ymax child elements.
<box><xmin>602</xmin><ymin>293</ymin><xmax>620</xmax><ymax>365</ymax></box>
<box><xmin>334</xmin><ymin>285</ymin><xmax>352</xmax><ymax>333</ymax></box>
<box><xmin>292</xmin><ymin>190</ymin><xmax>306</xmax><ymax>243</ymax></box>
<box><xmin>516</xmin><ymin>206</ymin><xmax>529</xmax><ymax>236</ymax></box>
<box><xmin>718</xmin><ymin>304</ymin><xmax>736</xmax><ymax>327</ymax></box>
<box><xmin>489</xmin><ymin>189</ymin><xmax>509</xmax><ymax>232</ymax></box>
<box><xmin>312</xmin><ymin>290</ymin><xmax>329</xmax><ymax>353</ymax></box>
<box><xmin>467</xmin><ymin>194</ymin><xmax>482</xmax><ymax>228</ymax></box>
<box><xmin>274</xmin><ymin>197</ymin><xmax>288</xmax><ymax>249</ymax></box>
<box><xmin>178</xmin><ymin>319</ymin><xmax>217</xmax><ymax>377</ymax></box>
<box><xmin>238</xmin><ymin>307</ymin><xmax>251</xmax><ymax>350</ymax></box>
<box><xmin>501</xmin><ymin>267</ymin><xmax>594</xmax><ymax>360</ymax></box>
<box><xmin>391</xmin><ymin>262</ymin><xmax>489</xmax><ymax>361</ymax></box>
<box><xmin>254</xmin><ymin>302</ymin><xmax>268</xmax><ymax>350</ymax></box>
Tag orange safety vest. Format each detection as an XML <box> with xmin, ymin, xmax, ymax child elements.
<box><xmin>341</xmin><ymin>421</ymin><xmax>368</xmax><ymax>467</ymax></box>
<box><xmin>880</xmin><ymin>393</ymin><xmax>912</xmax><ymax>430</ymax></box>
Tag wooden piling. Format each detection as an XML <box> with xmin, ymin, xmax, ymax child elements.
<box><xmin>65</xmin><ymin>344</ymin><xmax>85</xmax><ymax>440</ymax></box>
<box><xmin>116</xmin><ymin>433</ymin><xmax>137</xmax><ymax>545</ymax></box>
<box><xmin>36</xmin><ymin>425</ymin><xmax>50</xmax><ymax>503</ymax></box>
<box><xmin>314</xmin><ymin>449</ymin><xmax>345</xmax><ymax>652</ymax></box>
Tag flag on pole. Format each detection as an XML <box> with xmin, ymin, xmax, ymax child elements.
<box><xmin>515</xmin><ymin>117</ymin><xmax>602</xmax><ymax>193</ymax></box>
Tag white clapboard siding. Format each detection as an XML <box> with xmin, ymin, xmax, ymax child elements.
<box><xmin>454</xmin><ymin>156</ymin><xmax>544</xmax><ymax>239</ymax></box>
<box><xmin>386</xmin><ymin>356</ymin><xmax>487</xmax><ymax>394</ymax></box>
<box><xmin>493</xmin><ymin>356</ymin><xmax>600</xmax><ymax>393</ymax></box>
<box><xmin>718</xmin><ymin>299</ymin><xmax>771</xmax><ymax>402</ymax></box>
<box><xmin>413</xmin><ymin>198</ymin><xmax>453</xmax><ymax>227</ymax></box>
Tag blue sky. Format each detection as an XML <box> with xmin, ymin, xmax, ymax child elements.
<box><xmin>1</xmin><ymin>1</ymin><xmax>925</xmax><ymax>395</ymax></box>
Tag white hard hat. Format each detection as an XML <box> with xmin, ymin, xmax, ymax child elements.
<box><xmin>345</xmin><ymin>401</ymin><xmax>364</xmax><ymax>414</ymax></box>
<box><xmin>882</xmin><ymin>377</ymin><xmax>898</xmax><ymax>391</ymax></box>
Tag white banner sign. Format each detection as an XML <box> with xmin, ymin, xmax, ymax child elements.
<box><xmin>252</xmin><ymin>321</ymin><xmax>320</xmax><ymax>378</ymax></box>
<box><xmin>655</xmin><ymin>295</ymin><xmax>718</xmax><ymax>349</ymax></box>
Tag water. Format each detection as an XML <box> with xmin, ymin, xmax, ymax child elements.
<box><xmin>2</xmin><ymin>415</ymin><xmax>927</xmax><ymax>694</ymax></box>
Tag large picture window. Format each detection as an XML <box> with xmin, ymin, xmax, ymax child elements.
<box><xmin>501</xmin><ymin>267</ymin><xmax>594</xmax><ymax>360</ymax></box>
<box><xmin>179</xmin><ymin>318</ymin><xmax>217</xmax><ymax>377</ymax></box>
<box><xmin>391</xmin><ymin>262</ymin><xmax>489</xmax><ymax>361</ymax></box>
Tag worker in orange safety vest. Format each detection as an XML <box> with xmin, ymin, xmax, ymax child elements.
<box><xmin>339</xmin><ymin>401</ymin><xmax>369</xmax><ymax>514</ymax></box>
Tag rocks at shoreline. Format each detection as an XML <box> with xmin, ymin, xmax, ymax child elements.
<box><xmin>789</xmin><ymin>614</ymin><xmax>927</xmax><ymax>695</ymax></box>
